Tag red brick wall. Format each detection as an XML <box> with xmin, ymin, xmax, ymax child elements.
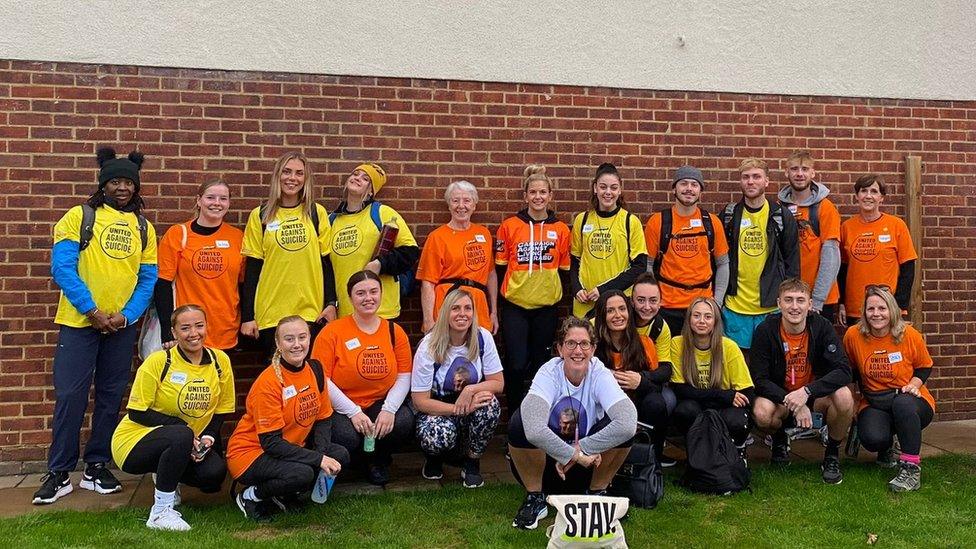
<box><xmin>1</xmin><ymin>60</ymin><xmax>974</xmax><ymax>469</ymax></box>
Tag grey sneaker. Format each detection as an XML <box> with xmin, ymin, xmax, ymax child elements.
<box><xmin>888</xmin><ymin>461</ymin><xmax>921</xmax><ymax>492</ymax></box>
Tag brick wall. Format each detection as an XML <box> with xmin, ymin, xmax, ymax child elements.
<box><xmin>1</xmin><ymin>60</ymin><xmax>974</xmax><ymax>470</ymax></box>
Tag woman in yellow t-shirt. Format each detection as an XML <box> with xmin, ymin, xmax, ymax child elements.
<box><xmin>326</xmin><ymin>163</ymin><xmax>419</xmax><ymax>320</ymax></box>
<box><xmin>111</xmin><ymin>305</ymin><xmax>236</xmax><ymax>531</ymax></box>
<box><xmin>570</xmin><ymin>163</ymin><xmax>648</xmax><ymax>318</ymax></box>
<box><xmin>670</xmin><ymin>297</ymin><xmax>755</xmax><ymax>456</ymax></box>
<box><xmin>240</xmin><ymin>152</ymin><xmax>334</xmax><ymax>358</ymax></box>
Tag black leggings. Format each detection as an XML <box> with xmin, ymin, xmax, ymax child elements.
<box><xmin>659</xmin><ymin>307</ymin><xmax>687</xmax><ymax>336</ymax></box>
<box><xmin>638</xmin><ymin>391</ymin><xmax>672</xmax><ymax>455</ymax></box>
<box><xmin>239</xmin><ymin>454</ymin><xmax>316</xmax><ymax>501</ymax></box>
<box><xmin>858</xmin><ymin>393</ymin><xmax>934</xmax><ymax>456</ymax></box>
<box><xmin>330</xmin><ymin>401</ymin><xmax>414</xmax><ymax>467</ymax></box>
<box><xmin>499</xmin><ymin>301</ymin><xmax>559</xmax><ymax>415</ymax></box>
<box><xmin>121</xmin><ymin>425</ymin><xmax>226</xmax><ymax>493</ymax></box>
<box><xmin>672</xmin><ymin>400</ymin><xmax>751</xmax><ymax>446</ymax></box>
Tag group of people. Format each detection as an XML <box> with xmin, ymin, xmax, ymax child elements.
<box><xmin>34</xmin><ymin>146</ymin><xmax>934</xmax><ymax>532</ymax></box>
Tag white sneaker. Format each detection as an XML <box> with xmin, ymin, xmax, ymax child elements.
<box><xmin>146</xmin><ymin>507</ymin><xmax>191</xmax><ymax>531</ymax></box>
<box><xmin>151</xmin><ymin>474</ymin><xmax>181</xmax><ymax>507</ymax></box>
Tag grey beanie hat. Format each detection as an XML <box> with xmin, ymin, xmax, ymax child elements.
<box><xmin>672</xmin><ymin>165</ymin><xmax>704</xmax><ymax>188</ymax></box>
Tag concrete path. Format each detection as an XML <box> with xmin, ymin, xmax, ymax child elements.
<box><xmin>1</xmin><ymin>420</ymin><xmax>972</xmax><ymax>519</ymax></box>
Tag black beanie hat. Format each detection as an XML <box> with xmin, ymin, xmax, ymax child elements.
<box><xmin>96</xmin><ymin>147</ymin><xmax>144</xmax><ymax>190</ymax></box>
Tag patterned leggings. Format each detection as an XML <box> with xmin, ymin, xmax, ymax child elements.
<box><xmin>415</xmin><ymin>397</ymin><xmax>501</xmax><ymax>458</ymax></box>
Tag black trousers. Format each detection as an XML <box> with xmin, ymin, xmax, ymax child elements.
<box><xmin>672</xmin><ymin>400</ymin><xmax>751</xmax><ymax>446</ymax></box>
<box><xmin>858</xmin><ymin>393</ymin><xmax>934</xmax><ymax>456</ymax></box>
<box><xmin>121</xmin><ymin>425</ymin><xmax>226</xmax><ymax>493</ymax></box>
<box><xmin>499</xmin><ymin>301</ymin><xmax>559</xmax><ymax>415</ymax></box>
<box><xmin>658</xmin><ymin>307</ymin><xmax>686</xmax><ymax>335</ymax></box>
<box><xmin>638</xmin><ymin>391</ymin><xmax>672</xmax><ymax>457</ymax></box>
<box><xmin>330</xmin><ymin>401</ymin><xmax>414</xmax><ymax>467</ymax></box>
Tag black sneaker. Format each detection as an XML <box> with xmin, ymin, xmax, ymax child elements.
<box><xmin>460</xmin><ymin>458</ymin><xmax>484</xmax><ymax>488</ymax></box>
<box><xmin>512</xmin><ymin>491</ymin><xmax>548</xmax><ymax>530</ymax></box>
<box><xmin>236</xmin><ymin>491</ymin><xmax>274</xmax><ymax>522</ymax></box>
<box><xmin>821</xmin><ymin>455</ymin><xmax>843</xmax><ymax>485</ymax></box>
<box><xmin>270</xmin><ymin>492</ymin><xmax>308</xmax><ymax>513</ymax></box>
<box><xmin>736</xmin><ymin>443</ymin><xmax>748</xmax><ymax>466</ymax></box>
<box><xmin>771</xmin><ymin>432</ymin><xmax>791</xmax><ymax>464</ymax></box>
<box><xmin>422</xmin><ymin>456</ymin><xmax>444</xmax><ymax>480</ymax></box>
<box><xmin>367</xmin><ymin>464</ymin><xmax>390</xmax><ymax>486</ymax></box>
<box><xmin>659</xmin><ymin>455</ymin><xmax>678</xmax><ymax>468</ymax></box>
<box><xmin>32</xmin><ymin>471</ymin><xmax>72</xmax><ymax>505</ymax></box>
<box><xmin>877</xmin><ymin>446</ymin><xmax>899</xmax><ymax>468</ymax></box>
<box><xmin>80</xmin><ymin>462</ymin><xmax>122</xmax><ymax>494</ymax></box>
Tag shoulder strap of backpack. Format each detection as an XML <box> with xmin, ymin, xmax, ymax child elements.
<box><xmin>136</xmin><ymin>214</ymin><xmax>148</xmax><ymax>251</ymax></box>
<box><xmin>369</xmin><ymin>201</ymin><xmax>384</xmax><ymax>232</ymax></box>
<box><xmin>698</xmin><ymin>207</ymin><xmax>715</xmax><ymax>253</ymax></box>
<box><xmin>259</xmin><ymin>204</ymin><xmax>268</xmax><ymax>233</ymax></box>
<box><xmin>649</xmin><ymin>316</ymin><xmax>664</xmax><ymax>341</ymax></box>
<box><xmin>388</xmin><ymin>319</ymin><xmax>398</xmax><ymax>348</ymax></box>
<box><xmin>308</xmin><ymin>358</ymin><xmax>326</xmax><ymax>393</ymax></box>
<box><xmin>79</xmin><ymin>204</ymin><xmax>96</xmax><ymax>251</ymax></box>
<box><xmin>653</xmin><ymin>209</ymin><xmax>672</xmax><ymax>278</ymax></box>
<box><xmin>207</xmin><ymin>348</ymin><xmax>222</xmax><ymax>379</ymax></box>
<box><xmin>578</xmin><ymin>210</ymin><xmax>590</xmax><ymax>243</ymax></box>
<box><xmin>808</xmin><ymin>200</ymin><xmax>820</xmax><ymax>237</ymax></box>
<box><xmin>310</xmin><ymin>203</ymin><xmax>321</xmax><ymax>236</ymax></box>
<box><xmin>625</xmin><ymin>211</ymin><xmax>633</xmax><ymax>258</ymax></box>
<box><xmin>159</xmin><ymin>347</ymin><xmax>173</xmax><ymax>382</ymax></box>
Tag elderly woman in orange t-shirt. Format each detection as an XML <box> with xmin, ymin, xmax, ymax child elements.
<box><xmin>417</xmin><ymin>180</ymin><xmax>498</xmax><ymax>334</ymax></box>
<box><xmin>312</xmin><ymin>270</ymin><xmax>414</xmax><ymax>486</ymax></box>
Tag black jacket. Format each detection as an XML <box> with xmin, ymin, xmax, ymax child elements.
<box><xmin>749</xmin><ymin>312</ymin><xmax>851</xmax><ymax>403</ymax></box>
<box><xmin>720</xmin><ymin>200</ymin><xmax>800</xmax><ymax>308</ymax></box>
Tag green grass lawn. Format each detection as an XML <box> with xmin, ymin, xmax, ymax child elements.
<box><xmin>3</xmin><ymin>454</ymin><xmax>976</xmax><ymax>548</ymax></box>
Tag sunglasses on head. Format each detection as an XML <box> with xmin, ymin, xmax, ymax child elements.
<box><xmin>865</xmin><ymin>284</ymin><xmax>891</xmax><ymax>293</ymax></box>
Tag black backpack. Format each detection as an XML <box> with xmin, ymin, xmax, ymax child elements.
<box><xmin>609</xmin><ymin>424</ymin><xmax>664</xmax><ymax>509</ymax></box>
<box><xmin>653</xmin><ymin>206</ymin><xmax>716</xmax><ymax>291</ymax></box>
<box><xmin>680</xmin><ymin>410</ymin><xmax>751</xmax><ymax>495</ymax></box>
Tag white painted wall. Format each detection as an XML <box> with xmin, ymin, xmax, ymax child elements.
<box><xmin>2</xmin><ymin>0</ymin><xmax>973</xmax><ymax>101</ymax></box>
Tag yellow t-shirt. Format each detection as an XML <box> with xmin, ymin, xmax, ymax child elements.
<box><xmin>53</xmin><ymin>205</ymin><xmax>158</xmax><ymax>328</ymax></box>
<box><xmin>111</xmin><ymin>347</ymin><xmax>236</xmax><ymax>467</ymax></box>
<box><xmin>242</xmin><ymin>203</ymin><xmax>331</xmax><ymax>329</ymax></box>
<box><xmin>725</xmin><ymin>202</ymin><xmax>777</xmax><ymax>315</ymax></box>
<box><xmin>636</xmin><ymin>319</ymin><xmax>672</xmax><ymax>364</ymax></box>
<box><xmin>328</xmin><ymin>204</ymin><xmax>417</xmax><ymax>318</ymax></box>
<box><xmin>670</xmin><ymin>336</ymin><xmax>753</xmax><ymax>390</ymax></box>
<box><xmin>571</xmin><ymin>208</ymin><xmax>647</xmax><ymax>317</ymax></box>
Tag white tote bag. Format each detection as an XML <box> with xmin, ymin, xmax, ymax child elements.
<box><xmin>545</xmin><ymin>494</ymin><xmax>629</xmax><ymax>549</ymax></box>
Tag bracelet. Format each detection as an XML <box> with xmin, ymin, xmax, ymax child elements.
<box><xmin>85</xmin><ymin>307</ymin><xmax>100</xmax><ymax>317</ymax></box>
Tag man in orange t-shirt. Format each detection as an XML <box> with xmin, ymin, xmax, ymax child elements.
<box><xmin>749</xmin><ymin>279</ymin><xmax>853</xmax><ymax>484</ymax></box>
<box><xmin>777</xmin><ymin>151</ymin><xmax>841</xmax><ymax>322</ymax></box>
<box><xmin>644</xmin><ymin>165</ymin><xmax>730</xmax><ymax>333</ymax></box>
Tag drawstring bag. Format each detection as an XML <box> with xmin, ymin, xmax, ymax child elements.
<box><xmin>545</xmin><ymin>494</ymin><xmax>629</xmax><ymax>548</ymax></box>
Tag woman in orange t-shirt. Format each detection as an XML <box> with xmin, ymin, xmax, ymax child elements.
<box><xmin>226</xmin><ymin>316</ymin><xmax>349</xmax><ymax>522</ymax></box>
<box><xmin>312</xmin><ymin>270</ymin><xmax>414</xmax><ymax>486</ymax></box>
<box><xmin>839</xmin><ymin>174</ymin><xmax>918</xmax><ymax>327</ymax></box>
<box><xmin>155</xmin><ymin>179</ymin><xmax>245</xmax><ymax>350</ymax></box>
<box><xmin>417</xmin><ymin>180</ymin><xmax>498</xmax><ymax>334</ymax></box>
<box><xmin>593</xmin><ymin>290</ymin><xmax>672</xmax><ymax>464</ymax></box>
<box><xmin>843</xmin><ymin>286</ymin><xmax>933</xmax><ymax>493</ymax></box>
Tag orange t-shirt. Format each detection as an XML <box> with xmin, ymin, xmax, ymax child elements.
<box><xmin>416</xmin><ymin>224</ymin><xmax>493</xmax><ymax>329</ymax></box>
<box><xmin>780</xmin><ymin>325</ymin><xmax>813</xmax><ymax>391</ymax></box>
<box><xmin>609</xmin><ymin>335</ymin><xmax>660</xmax><ymax>372</ymax></box>
<box><xmin>158</xmin><ymin>221</ymin><xmax>245</xmax><ymax>349</ymax></box>
<box><xmin>643</xmin><ymin>207</ymin><xmax>730</xmax><ymax>309</ymax></box>
<box><xmin>225</xmin><ymin>361</ymin><xmax>333</xmax><ymax>479</ymax></box>
<box><xmin>840</xmin><ymin>213</ymin><xmax>917</xmax><ymax>318</ymax></box>
<box><xmin>785</xmin><ymin>199</ymin><xmax>841</xmax><ymax>305</ymax></box>
<box><xmin>842</xmin><ymin>325</ymin><xmax>935</xmax><ymax>413</ymax></box>
<box><xmin>312</xmin><ymin>316</ymin><xmax>412</xmax><ymax>409</ymax></box>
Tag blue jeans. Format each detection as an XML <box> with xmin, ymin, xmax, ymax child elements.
<box><xmin>48</xmin><ymin>324</ymin><xmax>137</xmax><ymax>472</ymax></box>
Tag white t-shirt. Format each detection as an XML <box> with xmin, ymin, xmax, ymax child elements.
<box><xmin>411</xmin><ymin>327</ymin><xmax>503</xmax><ymax>398</ymax></box>
<box><xmin>527</xmin><ymin>356</ymin><xmax>628</xmax><ymax>442</ymax></box>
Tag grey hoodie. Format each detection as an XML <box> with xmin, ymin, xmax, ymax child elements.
<box><xmin>777</xmin><ymin>182</ymin><xmax>840</xmax><ymax>310</ymax></box>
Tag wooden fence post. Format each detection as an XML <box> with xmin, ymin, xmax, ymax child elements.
<box><xmin>904</xmin><ymin>156</ymin><xmax>923</xmax><ymax>327</ymax></box>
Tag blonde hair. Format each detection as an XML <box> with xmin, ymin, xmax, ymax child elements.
<box><xmin>271</xmin><ymin>315</ymin><xmax>309</xmax><ymax>367</ymax></box>
<box><xmin>427</xmin><ymin>289</ymin><xmax>480</xmax><ymax>364</ymax></box>
<box><xmin>857</xmin><ymin>286</ymin><xmax>907</xmax><ymax>344</ymax></box>
<box><xmin>193</xmin><ymin>179</ymin><xmax>229</xmax><ymax>219</ymax></box>
<box><xmin>785</xmin><ymin>150</ymin><xmax>814</xmax><ymax>168</ymax></box>
<box><xmin>738</xmin><ymin>157</ymin><xmax>769</xmax><ymax>176</ymax></box>
<box><xmin>680</xmin><ymin>297</ymin><xmax>725</xmax><ymax>389</ymax></box>
<box><xmin>523</xmin><ymin>164</ymin><xmax>554</xmax><ymax>193</ymax></box>
<box><xmin>261</xmin><ymin>152</ymin><xmax>315</xmax><ymax>225</ymax></box>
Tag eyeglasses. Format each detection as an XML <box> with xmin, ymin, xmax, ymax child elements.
<box><xmin>562</xmin><ymin>340</ymin><xmax>593</xmax><ymax>350</ymax></box>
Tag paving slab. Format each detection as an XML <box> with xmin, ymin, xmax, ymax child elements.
<box><xmin>922</xmin><ymin>419</ymin><xmax>976</xmax><ymax>454</ymax></box>
<box><xmin>0</xmin><ymin>475</ymin><xmax>25</xmax><ymax>490</ymax></box>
